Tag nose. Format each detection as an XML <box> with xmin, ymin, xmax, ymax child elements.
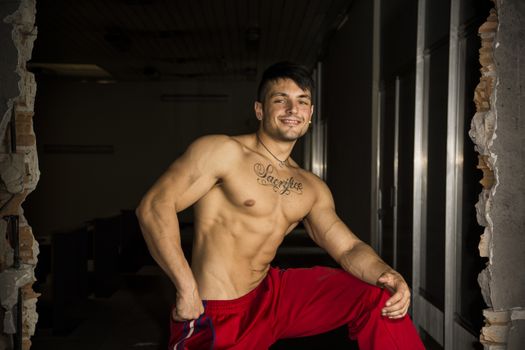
<box><xmin>287</xmin><ymin>100</ymin><xmax>298</xmax><ymax>114</ymax></box>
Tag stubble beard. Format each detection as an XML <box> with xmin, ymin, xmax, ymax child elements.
<box><xmin>262</xmin><ymin>118</ymin><xmax>307</xmax><ymax>143</ymax></box>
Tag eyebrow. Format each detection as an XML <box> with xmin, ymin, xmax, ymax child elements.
<box><xmin>270</xmin><ymin>92</ymin><xmax>312</xmax><ymax>100</ymax></box>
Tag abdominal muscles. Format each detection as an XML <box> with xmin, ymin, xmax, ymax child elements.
<box><xmin>191</xmin><ymin>211</ymin><xmax>288</xmax><ymax>299</ymax></box>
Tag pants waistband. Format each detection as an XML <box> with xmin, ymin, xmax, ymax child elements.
<box><xmin>203</xmin><ymin>267</ymin><xmax>276</xmax><ymax>313</ymax></box>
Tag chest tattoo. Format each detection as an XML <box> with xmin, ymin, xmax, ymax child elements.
<box><xmin>253</xmin><ymin>163</ymin><xmax>303</xmax><ymax>195</ymax></box>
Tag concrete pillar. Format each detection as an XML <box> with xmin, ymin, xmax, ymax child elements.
<box><xmin>470</xmin><ymin>0</ymin><xmax>525</xmax><ymax>348</ymax></box>
<box><xmin>0</xmin><ymin>0</ymin><xmax>39</xmax><ymax>349</ymax></box>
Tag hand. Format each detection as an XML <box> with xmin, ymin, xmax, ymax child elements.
<box><xmin>172</xmin><ymin>288</ymin><xmax>204</xmax><ymax>322</ymax></box>
<box><xmin>377</xmin><ymin>270</ymin><xmax>411</xmax><ymax>319</ymax></box>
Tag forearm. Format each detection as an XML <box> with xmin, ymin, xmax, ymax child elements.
<box><xmin>338</xmin><ymin>241</ymin><xmax>394</xmax><ymax>286</ymax></box>
<box><xmin>136</xmin><ymin>202</ymin><xmax>197</xmax><ymax>294</ymax></box>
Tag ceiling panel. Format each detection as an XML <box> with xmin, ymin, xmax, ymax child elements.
<box><xmin>31</xmin><ymin>0</ymin><xmax>353</xmax><ymax>81</ymax></box>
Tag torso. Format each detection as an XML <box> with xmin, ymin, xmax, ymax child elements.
<box><xmin>190</xmin><ymin>134</ymin><xmax>318</xmax><ymax>300</ymax></box>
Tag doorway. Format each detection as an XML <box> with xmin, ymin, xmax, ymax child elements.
<box><xmin>376</xmin><ymin>0</ymin><xmax>491</xmax><ymax>348</ymax></box>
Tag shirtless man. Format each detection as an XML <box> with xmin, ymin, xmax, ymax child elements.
<box><xmin>136</xmin><ymin>62</ymin><xmax>424</xmax><ymax>349</ymax></box>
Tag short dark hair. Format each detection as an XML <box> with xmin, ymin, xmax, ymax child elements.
<box><xmin>257</xmin><ymin>61</ymin><xmax>315</xmax><ymax>102</ymax></box>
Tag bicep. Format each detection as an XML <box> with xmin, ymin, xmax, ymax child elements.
<box><xmin>140</xmin><ymin>136</ymin><xmax>232</xmax><ymax>212</ymax></box>
<box><xmin>304</xmin><ymin>183</ymin><xmax>363</xmax><ymax>261</ymax></box>
<box><xmin>149</xmin><ymin>158</ymin><xmax>217</xmax><ymax>213</ymax></box>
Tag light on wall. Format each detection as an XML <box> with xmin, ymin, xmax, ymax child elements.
<box><xmin>160</xmin><ymin>94</ymin><xmax>229</xmax><ymax>103</ymax></box>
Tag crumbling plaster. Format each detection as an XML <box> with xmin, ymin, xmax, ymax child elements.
<box><xmin>0</xmin><ymin>0</ymin><xmax>39</xmax><ymax>349</ymax></box>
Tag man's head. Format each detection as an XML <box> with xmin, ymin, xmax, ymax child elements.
<box><xmin>257</xmin><ymin>61</ymin><xmax>315</xmax><ymax>103</ymax></box>
<box><xmin>255</xmin><ymin>62</ymin><xmax>315</xmax><ymax>142</ymax></box>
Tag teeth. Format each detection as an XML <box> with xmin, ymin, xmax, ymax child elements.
<box><xmin>282</xmin><ymin>119</ymin><xmax>301</xmax><ymax>125</ymax></box>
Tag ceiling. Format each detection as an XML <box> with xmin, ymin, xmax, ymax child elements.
<box><xmin>30</xmin><ymin>0</ymin><xmax>353</xmax><ymax>82</ymax></box>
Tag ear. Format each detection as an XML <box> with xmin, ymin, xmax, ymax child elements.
<box><xmin>254</xmin><ymin>101</ymin><xmax>263</xmax><ymax>121</ymax></box>
<box><xmin>309</xmin><ymin>104</ymin><xmax>314</xmax><ymax>120</ymax></box>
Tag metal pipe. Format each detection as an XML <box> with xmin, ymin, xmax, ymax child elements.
<box><xmin>10</xmin><ymin>106</ymin><xmax>17</xmax><ymax>154</ymax></box>
<box><xmin>412</xmin><ymin>0</ymin><xmax>428</xmax><ymax>335</ymax></box>
<box><xmin>393</xmin><ymin>76</ymin><xmax>400</xmax><ymax>270</ymax></box>
<box><xmin>444</xmin><ymin>0</ymin><xmax>465</xmax><ymax>347</ymax></box>
<box><xmin>4</xmin><ymin>215</ymin><xmax>21</xmax><ymax>269</ymax></box>
<box><xmin>3</xmin><ymin>215</ymin><xmax>22</xmax><ymax>350</ymax></box>
<box><xmin>370</xmin><ymin>0</ymin><xmax>381</xmax><ymax>252</ymax></box>
<box><xmin>15</xmin><ymin>288</ymin><xmax>22</xmax><ymax>350</ymax></box>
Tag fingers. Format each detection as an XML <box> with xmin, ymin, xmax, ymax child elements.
<box><xmin>381</xmin><ymin>288</ymin><xmax>411</xmax><ymax>319</ymax></box>
<box><xmin>377</xmin><ymin>270</ymin><xmax>411</xmax><ymax>319</ymax></box>
<box><xmin>172</xmin><ymin>309</ymin><xmax>204</xmax><ymax>322</ymax></box>
<box><xmin>173</xmin><ymin>289</ymin><xmax>205</xmax><ymax>322</ymax></box>
<box><xmin>377</xmin><ymin>273</ymin><xmax>391</xmax><ymax>285</ymax></box>
<box><xmin>382</xmin><ymin>295</ymin><xmax>410</xmax><ymax>319</ymax></box>
<box><xmin>172</xmin><ymin>309</ymin><xmax>187</xmax><ymax>322</ymax></box>
<box><xmin>172</xmin><ymin>303</ymin><xmax>205</xmax><ymax>322</ymax></box>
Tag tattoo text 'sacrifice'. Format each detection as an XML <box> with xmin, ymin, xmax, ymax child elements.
<box><xmin>254</xmin><ymin>163</ymin><xmax>303</xmax><ymax>195</ymax></box>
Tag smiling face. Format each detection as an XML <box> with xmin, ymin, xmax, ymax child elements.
<box><xmin>255</xmin><ymin>78</ymin><xmax>314</xmax><ymax>142</ymax></box>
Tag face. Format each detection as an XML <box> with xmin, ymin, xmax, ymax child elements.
<box><xmin>254</xmin><ymin>78</ymin><xmax>314</xmax><ymax>142</ymax></box>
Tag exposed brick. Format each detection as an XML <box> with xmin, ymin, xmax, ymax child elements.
<box><xmin>481</xmin><ymin>324</ymin><xmax>509</xmax><ymax>343</ymax></box>
<box><xmin>479</xmin><ymin>229</ymin><xmax>490</xmax><ymax>257</ymax></box>
<box><xmin>484</xmin><ymin>309</ymin><xmax>511</xmax><ymax>324</ymax></box>
<box><xmin>480</xmin><ymin>54</ymin><xmax>494</xmax><ymax>67</ymax></box>
<box><xmin>481</xmin><ymin>40</ymin><xmax>494</xmax><ymax>49</ymax></box>
<box><xmin>22</xmin><ymin>284</ymin><xmax>39</xmax><ymax>300</ymax></box>
<box><xmin>479</xmin><ymin>20</ymin><xmax>498</xmax><ymax>33</ymax></box>
<box><xmin>474</xmin><ymin>79</ymin><xmax>493</xmax><ymax>112</ymax></box>
<box><xmin>19</xmin><ymin>226</ymin><xmax>32</xmax><ymax>241</ymax></box>
<box><xmin>15</xmin><ymin>111</ymin><xmax>34</xmax><ymax>122</ymax></box>
<box><xmin>20</xmin><ymin>248</ymin><xmax>34</xmax><ymax>262</ymax></box>
<box><xmin>22</xmin><ymin>338</ymin><xmax>31</xmax><ymax>350</ymax></box>
<box><xmin>487</xmin><ymin>8</ymin><xmax>498</xmax><ymax>21</ymax></box>
<box><xmin>482</xmin><ymin>344</ymin><xmax>506</xmax><ymax>350</ymax></box>
<box><xmin>478</xmin><ymin>155</ymin><xmax>495</xmax><ymax>189</ymax></box>
<box><xmin>16</xmin><ymin>134</ymin><xmax>36</xmax><ymax>147</ymax></box>
<box><xmin>0</xmin><ymin>191</ymin><xmax>28</xmax><ymax>217</ymax></box>
<box><xmin>15</xmin><ymin>116</ymin><xmax>34</xmax><ymax>136</ymax></box>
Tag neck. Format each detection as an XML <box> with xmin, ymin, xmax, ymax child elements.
<box><xmin>255</xmin><ymin>131</ymin><xmax>296</xmax><ymax>166</ymax></box>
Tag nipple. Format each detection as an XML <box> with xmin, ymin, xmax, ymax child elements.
<box><xmin>244</xmin><ymin>199</ymin><xmax>256</xmax><ymax>207</ymax></box>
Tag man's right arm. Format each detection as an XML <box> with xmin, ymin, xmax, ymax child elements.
<box><xmin>135</xmin><ymin>135</ymin><xmax>236</xmax><ymax>320</ymax></box>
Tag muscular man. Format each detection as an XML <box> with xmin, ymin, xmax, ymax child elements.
<box><xmin>136</xmin><ymin>62</ymin><xmax>424</xmax><ymax>349</ymax></box>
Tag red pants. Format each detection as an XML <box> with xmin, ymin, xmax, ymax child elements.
<box><xmin>169</xmin><ymin>266</ymin><xmax>425</xmax><ymax>349</ymax></box>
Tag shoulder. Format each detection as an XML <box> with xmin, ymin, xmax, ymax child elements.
<box><xmin>188</xmin><ymin>134</ymin><xmax>241</xmax><ymax>151</ymax></box>
<box><xmin>298</xmin><ymin>169</ymin><xmax>334</xmax><ymax>205</ymax></box>
<box><xmin>296</xmin><ymin>168</ymin><xmax>326</xmax><ymax>188</ymax></box>
<box><xmin>185</xmin><ymin>134</ymin><xmax>244</xmax><ymax>160</ymax></box>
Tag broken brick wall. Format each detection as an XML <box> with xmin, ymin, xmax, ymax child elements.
<box><xmin>0</xmin><ymin>0</ymin><xmax>39</xmax><ymax>349</ymax></box>
<box><xmin>470</xmin><ymin>0</ymin><xmax>525</xmax><ymax>348</ymax></box>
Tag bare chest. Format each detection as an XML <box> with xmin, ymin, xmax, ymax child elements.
<box><xmin>217</xmin><ymin>160</ymin><xmax>315</xmax><ymax>223</ymax></box>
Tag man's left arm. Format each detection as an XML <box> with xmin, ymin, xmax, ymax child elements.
<box><xmin>303</xmin><ymin>179</ymin><xmax>411</xmax><ymax>319</ymax></box>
